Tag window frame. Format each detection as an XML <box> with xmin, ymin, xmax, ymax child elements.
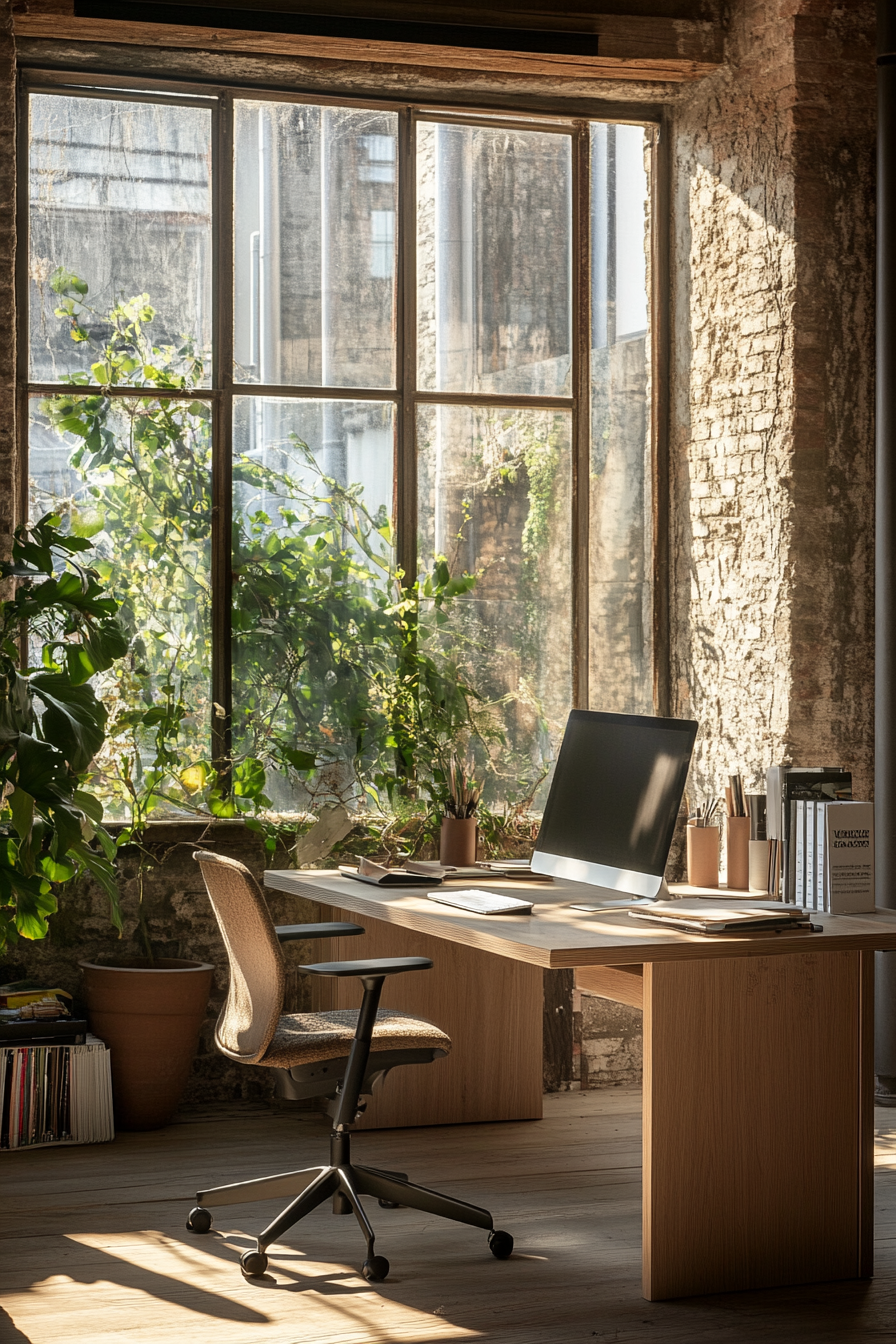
<box><xmin>16</xmin><ymin>64</ymin><xmax>669</xmax><ymax>788</ymax></box>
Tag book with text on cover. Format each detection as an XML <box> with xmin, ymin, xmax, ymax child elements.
<box><xmin>825</xmin><ymin>802</ymin><xmax>875</xmax><ymax>914</ymax></box>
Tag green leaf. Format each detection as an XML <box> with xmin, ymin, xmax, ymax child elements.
<box><xmin>72</xmin><ymin>788</ymin><xmax>104</xmax><ymax>824</ymax></box>
<box><xmin>12</xmin><ymin>733</ymin><xmax>69</xmax><ymax>798</ymax></box>
<box><xmin>67</xmin><ymin>840</ymin><xmax>122</xmax><ymax>932</ymax></box>
<box><xmin>281</xmin><ymin>747</ymin><xmax>317</xmax><ymax>772</ymax></box>
<box><xmin>39</xmin><ymin>856</ymin><xmax>77</xmax><ymax>883</ymax></box>
<box><xmin>30</xmin><ymin>675</ymin><xmax>106</xmax><ymax>772</ymax></box>
<box><xmin>8</xmin><ymin>788</ymin><xmax>34</xmax><ymax>842</ymax></box>
<box><xmin>7</xmin><ymin>870</ymin><xmax>57</xmax><ymax>941</ymax></box>
<box><xmin>50</xmin><ymin>266</ymin><xmax>89</xmax><ymax>297</ymax></box>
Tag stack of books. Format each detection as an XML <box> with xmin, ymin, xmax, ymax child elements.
<box><xmin>0</xmin><ymin>1037</ymin><xmax>114</xmax><ymax>1150</ymax></box>
<box><xmin>793</xmin><ymin>800</ymin><xmax>875</xmax><ymax>913</ymax></box>
<box><xmin>0</xmin><ymin>980</ymin><xmax>87</xmax><ymax>1048</ymax></box>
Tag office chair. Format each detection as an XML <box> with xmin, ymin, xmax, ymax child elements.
<box><xmin>186</xmin><ymin>850</ymin><xmax>513</xmax><ymax>1282</ymax></box>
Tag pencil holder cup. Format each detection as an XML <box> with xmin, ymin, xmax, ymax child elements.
<box><xmin>749</xmin><ymin>839</ymin><xmax>770</xmax><ymax>893</ymax></box>
<box><xmin>440</xmin><ymin>817</ymin><xmax>477</xmax><ymax>867</ymax></box>
<box><xmin>686</xmin><ymin>822</ymin><xmax>719</xmax><ymax>888</ymax></box>
<box><xmin>726</xmin><ymin>815</ymin><xmax>751</xmax><ymax>890</ymax></box>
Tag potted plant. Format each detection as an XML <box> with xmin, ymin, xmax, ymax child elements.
<box><xmin>0</xmin><ymin>514</ymin><xmax>212</xmax><ymax>1130</ymax></box>
<box><xmin>439</xmin><ymin>757</ymin><xmax>481</xmax><ymax>866</ymax></box>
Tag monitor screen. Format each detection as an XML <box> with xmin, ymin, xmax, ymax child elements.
<box><xmin>532</xmin><ymin>710</ymin><xmax>698</xmax><ymax>897</ymax></box>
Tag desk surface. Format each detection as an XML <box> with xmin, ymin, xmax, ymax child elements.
<box><xmin>264</xmin><ymin>869</ymin><xmax>896</xmax><ymax>968</ymax></box>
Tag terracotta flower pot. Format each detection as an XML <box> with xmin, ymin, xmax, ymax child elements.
<box><xmin>79</xmin><ymin>958</ymin><xmax>213</xmax><ymax>1131</ymax></box>
<box><xmin>440</xmin><ymin>816</ymin><xmax>478</xmax><ymax>866</ymax></box>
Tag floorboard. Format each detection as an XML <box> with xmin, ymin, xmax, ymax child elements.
<box><xmin>1</xmin><ymin>1089</ymin><xmax>895</xmax><ymax>1344</ymax></box>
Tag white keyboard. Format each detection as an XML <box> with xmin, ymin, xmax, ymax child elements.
<box><xmin>426</xmin><ymin>889</ymin><xmax>534</xmax><ymax>916</ymax></box>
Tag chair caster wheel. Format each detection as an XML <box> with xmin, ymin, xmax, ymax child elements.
<box><xmin>362</xmin><ymin>1255</ymin><xmax>390</xmax><ymax>1283</ymax></box>
<box><xmin>240</xmin><ymin>1249</ymin><xmax>269</xmax><ymax>1277</ymax></box>
<box><xmin>378</xmin><ymin>1198</ymin><xmax>401</xmax><ymax>1209</ymax></box>
<box><xmin>489</xmin><ymin>1230</ymin><xmax>514</xmax><ymax>1260</ymax></box>
<box><xmin>186</xmin><ymin>1207</ymin><xmax>212</xmax><ymax>1234</ymax></box>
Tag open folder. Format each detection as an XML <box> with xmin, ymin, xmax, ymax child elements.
<box><xmin>338</xmin><ymin>857</ymin><xmax>438</xmax><ymax>887</ymax></box>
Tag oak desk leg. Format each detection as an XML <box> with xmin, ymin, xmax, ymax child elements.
<box><xmin>642</xmin><ymin>950</ymin><xmax>874</xmax><ymax>1301</ymax></box>
<box><xmin>318</xmin><ymin>906</ymin><xmax>544</xmax><ymax>1130</ymax></box>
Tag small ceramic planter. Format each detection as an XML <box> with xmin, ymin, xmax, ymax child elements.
<box><xmin>440</xmin><ymin>817</ymin><xmax>478</xmax><ymax>867</ymax></box>
<box><xmin>686</xmin><ymin>823</ymin><xmax>719</xmax><ymax>888</ymax></box>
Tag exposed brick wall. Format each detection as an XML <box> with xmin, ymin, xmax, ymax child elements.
<box><xmin>670</xmin><ymin>0</ymin><xmax>876</xmax><ymax>816</ymax></box>
<box><xmin>576</xmin><ymin>990</ymin><xmax>643</xmax><ymax>1088</ymax></box>
<box><xmin>787</xmin><ymin>3</ymin><xmax>876</xmax><ymax>785</ymax></box>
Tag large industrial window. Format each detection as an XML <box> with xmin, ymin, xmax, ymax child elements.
<box><xmin>23</xmin><ymin>76</ymin><xmax>656</xmax><ymax>820</ymax></box>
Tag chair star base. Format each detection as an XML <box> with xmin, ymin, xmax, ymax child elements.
<box><xmin>189</xmin><ymin>1127</ymin><xmax>507</xmax><ymax>1282</ymax></box>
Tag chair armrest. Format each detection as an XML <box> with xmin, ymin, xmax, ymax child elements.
<box><xmin>275</xmin><ymin>922</ymin><xmax>365</xmax><ymax>943</ymax></box>
<box><xmin>299</xmin><ymin>956</ymin><xmax>433</xmax><ymax>978</ymax></box>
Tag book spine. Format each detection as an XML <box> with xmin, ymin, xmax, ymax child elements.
<box><xmin>0</xmin><ymin>1050</ymin><xmax>11</xmax><ymax>1149</ymax></box>
<box><xmin>61</xmin><ymin>1047</ymin><xmax>71</xmax><ymax>1139</ymax></box>
<box><xmin>816</xmin><ymin>802</ymin><xmax>827</xmax><ymax>914</ymax></box>
<box><xmin>805</xmin><ymin>802</ymin><xmax>815</xmax><ymax>910</ymax></box>
<box><xmin>766</xmin><ymin>767</ymin><xmax>783</xmax><ymax>839</ymax></box>
<box><xmin>795</xmin><ymin>801</ymin><xmax>805</xmax><ymax>907</ymax></box>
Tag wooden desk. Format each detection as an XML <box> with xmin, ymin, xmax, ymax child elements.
<box><xmin>265</xmin><ymin>869</ymin><xmax>896</xmax><ymax>1300</ymax></box>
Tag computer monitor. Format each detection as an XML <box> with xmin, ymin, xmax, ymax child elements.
<box><xmin>531</xmin><ymin>709</ymin><xmax>698</xmax><ymax>901</ymax></box>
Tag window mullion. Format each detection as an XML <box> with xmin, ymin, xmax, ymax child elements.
<box><xmin>396</xmin><ymin>105</ymin><xmax>417</xmax><ymax>589</ymax></box>
<box><xmin>211</xmin><ymin>90</ymin><xmax>234</xmax><ymax>776</ymax></box>
<box><xmin>572</xmin><ymin>121</ymin><xmax>592</xmax><ymax>712</ymax></box>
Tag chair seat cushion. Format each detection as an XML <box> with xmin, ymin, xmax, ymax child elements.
<box><xmin>254</xmin><ymin>1008</ymin><xmax>452</xmax><ymax>1068</ymax></box>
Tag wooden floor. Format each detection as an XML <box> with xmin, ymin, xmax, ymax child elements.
<box><xmin>2</xmin><ymin>1089</ymin><xmax>896</xmax><ymax>1343</ymax></box>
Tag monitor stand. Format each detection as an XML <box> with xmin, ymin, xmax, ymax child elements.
<box><xmin>567</xmin><ymin>878</ymin><xmax>674</xmax><ymax>912</ymax></box>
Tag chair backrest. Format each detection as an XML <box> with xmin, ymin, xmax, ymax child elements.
<box><xmin>193</xmin><ymin>850</ymin><xmax>285</xmax><ymax>1064</ymax></box>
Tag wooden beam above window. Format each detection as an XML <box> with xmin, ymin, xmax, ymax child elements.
<box><xmin>13</xmin><ymin>8</ymin><xmax>723</xmax><ymax>84</ymax></box>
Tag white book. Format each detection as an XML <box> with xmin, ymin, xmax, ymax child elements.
<box><xmin>825</xmin><ymin>802</ymin><xmax>875</xmax><ymax>914</ymax></box>
<box><xmin>805</xmin><ymin>801</ymin><xmax>816</xmax><ymax>910</ymax></box>
<box><xmin>795</xmin><ymin>801</ymin><xmax>806</xmax><ymax>907</ymax></box>
<box><xmin>816</xmin><ymin>802</ymin><xmax>827</xmax><ymax>913</ymax></box>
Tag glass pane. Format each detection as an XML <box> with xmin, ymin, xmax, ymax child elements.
<box><xmin>29</xmin><ymin>94</ymin><xmax>212</xmax><ymax>386</ymax></box>
<box><xmin>232</xmin><ymin>397</ymin><xmax>395</xmax><ymax>810</ymax></box>
<box><xmin>417</xmin><ymin>121</ymin><xmax>572</xmax><ymax>397</ymax></box>
<box><xmin>589</xmin><ymin>122</ymin><xmax>653</xmax><ymax>714</ymax></box>
<box><xmin>29</xmin><ymin>393</ymin><xmax>213</xmax><ymax>817</ymax></box>
<box><xmin>234</xmin><ymin>102</ymin><xmax>398</xmax><ymax>389</ymax></box>
<box><xmin>417</xmin><ymin>404</ymin><xmax>572</xmax><ymax>807</ymax></box>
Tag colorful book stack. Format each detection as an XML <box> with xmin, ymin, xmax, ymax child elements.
<box><xmin>0</xmin><ymin>1037</ymin><xmax>114</xmax><ymax>1150</ymax></box>
<box><xmin>792</xmin><ymin>800</ymin><xmax>875</xmax><ymax>914</ymax></box>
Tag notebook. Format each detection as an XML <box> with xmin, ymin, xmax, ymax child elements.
<box><xmin>339</xmin><ymin>858</ymin><xmax>441</xmax><ymax>887</ymax></box>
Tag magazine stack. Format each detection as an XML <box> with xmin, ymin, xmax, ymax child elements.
<box><xmin>1</xmin><ymin>1036</ymin><xmax>114</xmax><ymax>1150</ymax></box>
